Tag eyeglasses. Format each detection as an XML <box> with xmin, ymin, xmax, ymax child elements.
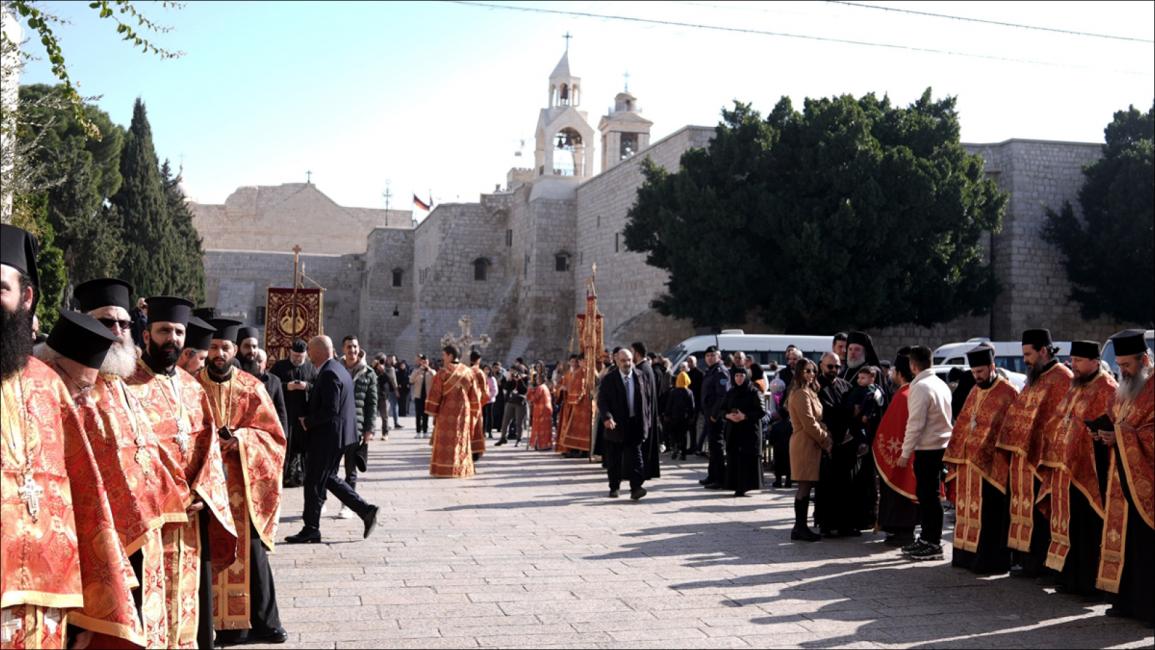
<box><xmin>824</xmin><ymin>364</ymin><xmax>842</xmax><ymax>370</ymax></box>
<box><xmin>97</xmin><ymin>317</ymin><xmax>133</xmax><ymax>331</ymax></box>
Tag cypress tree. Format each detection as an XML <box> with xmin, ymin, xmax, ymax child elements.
<box><xmin>112</xmin><ymin>97</ymin><xmax>174</xmax><ymax>299</ymax></box>
<box><xmin>161</xmin><ymin>159</ymin><xmax>206</xmax><ymax>304</ymax></box>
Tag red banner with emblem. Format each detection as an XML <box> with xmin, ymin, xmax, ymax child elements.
<box><xmin>265</xmin><ymin>288</ymin><xmax>323</xmax><ymax>361</ymax></box>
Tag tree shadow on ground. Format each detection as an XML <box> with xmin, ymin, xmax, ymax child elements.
<box><xmin>581</xmin><ymin>516</ymin><xmax>1152</xmax><ymax>647</ymax></box>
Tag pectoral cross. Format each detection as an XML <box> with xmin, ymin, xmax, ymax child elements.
<box><xmin>134</xmin><ymin>435</ymin><xmax>153</xmax><ymax>476</ymax></box>
<box><xmin>174</xmin><ymin>421</ymin><xmax>191</xmax><ymax>456</ymax></box>
<box><xmin>19</xmin><ymin>473</ymin><xmax>43</xmax><ymax>521</ymax></box>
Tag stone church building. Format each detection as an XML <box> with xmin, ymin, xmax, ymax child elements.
<box><xmin>191</xmin><ymin>50</ymin><xmax>1130</xmax><ymax>362</ymax></box>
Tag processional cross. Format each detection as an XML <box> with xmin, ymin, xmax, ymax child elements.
<box><xmin>442</xmin><ymin>316</ymin><xmax>491</xmax><ymax>353</ymax></box>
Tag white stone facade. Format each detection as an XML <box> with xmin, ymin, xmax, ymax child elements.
<box><xmin>192</xmin><ymin>52</ymin><xmax>1143</xmax><ymax>362</ymax></box>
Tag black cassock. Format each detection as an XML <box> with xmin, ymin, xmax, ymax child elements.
<box><xmin>720</xmin><ymin>383</ymin><xmax>766</xmax><ymax>495</ymax></box>
<box><xmin>950</xmin><ymin>479</ymin><xmax>1010</xmax><ymax>575</ymax></box>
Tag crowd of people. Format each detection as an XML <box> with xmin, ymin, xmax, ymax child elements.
<box><xmin>3</xmin><ymin>220</ymin><xmax>1152</xmax><ymax>650</ymax></box>
<box><xmin>417</xmin><ymin>327</ymin><xmax>1152</xmax><ymax>630</ymax></box>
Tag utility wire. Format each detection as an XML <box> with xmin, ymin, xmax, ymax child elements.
<box><xmin>446</xmin><ymin>1</ymin><xmax>1148</xmax><ymax>76</ymax></box>
<box><xmin>828</xmin><ymin>1</ymin><xmax>1154</xmax><ymax>44</ymax></box>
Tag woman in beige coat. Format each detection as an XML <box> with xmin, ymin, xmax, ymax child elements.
<box><xmin>786</xmin><ymin>358</ymin><xmax>833</xmax><ymax>541</ymax></box>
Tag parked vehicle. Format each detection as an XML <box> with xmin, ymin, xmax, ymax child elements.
<box><xmin>931</xmin><ymin>364</ymin><xmax>1027</xmax><ymax>391</ymax></box>
<box><xmin>1101</xmin><ymin>329</ymin><xmax>1154</xmax><ymax>374</ymax></box>
<box><xmin>664</xmin><ymin>330</ymin><xmax>833</xmax><ymax>371</ymax></box>
<box><xmin>934</xmin><ymin>338</ymin><xmax>1071</xmax><ymax>375</ymax></box>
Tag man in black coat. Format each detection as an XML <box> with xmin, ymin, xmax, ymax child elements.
<box><xmin>269</xmin><ymin>339</ymin><xmax>318</xmax><ymax>487</ymax></box>
<box><xmin>597</xmin><ymin>347</ymin><xmax>653</xmax><ymax>500</ymax></box>
<box><xmin>285</xmin><ymin>335</ymin><xmax>380</xmax><ymax>544</ymax></box>
<box><xmin>632</xmin><ymin>342</ymin><xmax>662</xmax><ymax>480</ymax></box>
<box><xmin>699</xmin><ymin>346</ymin><xmax>731</xmax><ymax>488</ymax></box>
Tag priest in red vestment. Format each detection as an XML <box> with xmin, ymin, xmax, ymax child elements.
<box><xmin>469</xmin><ymin>351</ymin><xmax>487</xmax><ymax>462</ymax></box>
<box><xmin>1096</xmin><ymin>330</ymin><xmax>1153</xmax><ymax>627</ymax></box>
<box><xmin>128</xmin><ymin>297</ymin><xmax>238</xmax><ymax>649</ymax></box>
<box><xmin>426</xmin><ymin>345</ymin><xmax>478</xmax><ymax>478</ymax></box>
<box><xmin>528</xmin><ymin>374</ymin><xmax>554</xmax><ymax>450</ymax></box>
<box><xmin>197</xmin><ymin>319</ymin><xmax>287</xmax><ymax>645</ymax></box>
<box><xmin>945</xmin><ymin>343</ymin><xmax>1019</xmax><ymax>575</ymax></box>
<box><xmin>1040</xmin><ymin>340</ymin><xmax>1116</xmax><ymax>596</ymax></box>
<box><xmin>997</xmin><ymin>328</ymin><xmax>1072</xmax><ymax>578</ymax></box>
<box><xmin>2</xmin><ymin>226</ymin><xmax>143</xmax><ymax>649</ymax></box>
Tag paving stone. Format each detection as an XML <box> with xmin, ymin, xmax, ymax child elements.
<box><xmin>262</xmin><ymin>418</ymin><xmax>1155</xmax><ymax>649</ymax></box>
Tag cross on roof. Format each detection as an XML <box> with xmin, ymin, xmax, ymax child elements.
<box><xmin>306</xmin><ymin>170</ymin><xmax>312</xmax><ymax>184</ymax></box>
<box><xmin>563</xmin><ymin>32</ymin><xmax>572</xmax><ymax>52</ymax></box>
<box><xmin>623</xmin><ymin>71</ymin><xmax>630</xmax><ymax>92</ymax></box>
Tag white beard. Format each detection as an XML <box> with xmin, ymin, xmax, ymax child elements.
<box><xmin>847</xmin><ymin>351</ymin><xmax>865</xmax><ymax>368</ymax></box>
<box><xmin>101</xmin><ymin>338</ymin><xmax>138</xmax><ymax>378</ymax></box>
<box><xmin>1117</xmin><ymin>363</ymin><xmax>1153</xmax><ymax>403</ymax></box>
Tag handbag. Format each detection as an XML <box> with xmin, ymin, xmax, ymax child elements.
<box><xmin>354</xmin><ymin>441</ymin><xmax>369</xmax><ymax>472</ymax></box>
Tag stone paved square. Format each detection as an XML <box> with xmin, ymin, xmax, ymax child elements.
<box><xmin>251</xmin><ymin>417</ymin><xmax>1154</xmax><ymax>649</ymax></box>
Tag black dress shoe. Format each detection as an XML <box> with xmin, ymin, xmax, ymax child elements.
<box><xmin>608</xmin><ymin>489</ymin><xmax>620</xmax><ymax>498</ymax></box>
<box><xmin>630</xmin><ymin>487</ymin><xmax>648</xmax><ymax>501</ymax></box>
<box><xmin>698</xmin><ymin>478</ymin><xmax>709</xmax><ymax>485</ymax></box>
<box><xmin>252</xmin><ymin>627</ymin><xmax>289</xmax><ymax>644</ymax></box>
<box><xmin>285</xmin><ymin>528</ymin><xmax>322</xmax><ymax>544</ymax></box>
<box><xmin>362</xmin><ymin>505</ymin><xmax>379</xmax><ymax>539</ymax></box>
<box><xmin>703</xmin><ymin>482</ymin><xmax>724</xmax><ymax>490</ymax></box>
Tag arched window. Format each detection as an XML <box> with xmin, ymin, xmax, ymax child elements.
<box><xmin>473</xmin><ymin>258</ymin><xmax>490</xmax><ymax>282</ymax></box>
<box><xmin>391</xmin><ymin>268</ymin><xmax>404</xmax><ymax>288</ymax></box>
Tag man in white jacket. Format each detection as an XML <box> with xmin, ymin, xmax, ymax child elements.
<box><xmin>896</xmin><ymin>345</ymin><xmax>954</xmax><ymax>560</ymax></box>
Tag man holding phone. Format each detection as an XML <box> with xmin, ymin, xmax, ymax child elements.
<box><xmin>270</xmin><ymin>339</ymin><xmax>318</xmax><ymax>487</ymax></box>
<box><xmin>1041</xmin><ymin>340</ymin><xmax>1117</xmax><ymax>597</ymax></box>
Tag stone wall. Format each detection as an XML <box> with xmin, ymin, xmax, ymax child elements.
<box><xmin>574</xmin><ymin>126</ymin><xmax>714</xmax><ymax>353</ymax></box>
<box><xmin>411</xmin><ymin>194</ymin><xmax>517</xmax><ymax>363</ymax></box>
<box><xmin>203</xmin><ymin>249</ymin><xmax>364</xmax><ymax>346</ymax></box>
<box><xmin>192</xmin><ymin>183</ymin><xmax>411</xmax><ymax>256</ymax></box>
<box><xmin>360</xmin><ymin>228</ymin><xmax>416</xmax><ymax>358</ymax></box>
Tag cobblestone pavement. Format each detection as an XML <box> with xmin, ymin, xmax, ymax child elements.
<box><xmin>253</xmin><ymin>417</ymin><xmax>1154</xmax><ymax>649</ymax></box>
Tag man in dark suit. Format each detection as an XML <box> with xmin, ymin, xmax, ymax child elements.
<box><xmin>286</xmin><ymin>335</ymin><xmax>379</xmax><ymax>544</ymax></box>
<box><xmin>597</xmin><ymin>347</ymin><xmax>653</xmax><ymax>501</ymax></box>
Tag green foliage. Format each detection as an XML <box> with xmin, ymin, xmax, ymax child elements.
<box><xmin>3</xmin><ymin>0</ymin><xmax>183</xmax><ymax>140</ymax></box>
<box><xmin>161</xmin><ymin>159</ymin><xmax>205</xmax><ymax>304</ymax></box>
<box><xmin>624</xmin><ymin>89</ymin><xmax>1007</xmax><ymax>333</ymax></box>
<box><xmin>16</xmin><ymin>84</ymin><xmax>126</xmax><ymax>282</ymax></box>
<box><xmin>1044</xmin><ymin>104</ymin><xmax>1154</xmax><ymax>326</ymax></box>
<box><xmin>10</xmin><ymin>193</ymin><xmax>66</xmax><ymax>330</ymax></box>
<box><xmin>112</xmin><ymin>97</ymin><xmax>175</xmax><ymax>299</ymax></box>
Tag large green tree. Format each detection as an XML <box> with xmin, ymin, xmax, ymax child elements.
<box><xmin>10</xmin><ymin>193</ymin><xmax>66</xmax><ymax>330</ymax></box>
<box><xmin>112</xmin><ymin>97</ymin><xmax>175</xmax><ymax>298</ymax></box>
<box><xmin>161</xmin><ymin>159</ymin><xmax>205</xmax><ymax>304</ymax></box>
<box><xmin>1043</xmin><ymin>104</ymin><xmax>1154</xmax><ymax>326</ymax></box>
<box><xmin>16</xmin><ymin>84</ymin><xmax>127</xmax><ymax>283</ymax></box>
<box><xmin>624</xmin><ymin>89</ymin><xmax>1007</xmax><ymax>333</ymax></box>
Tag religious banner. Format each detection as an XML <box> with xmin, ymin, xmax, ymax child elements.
<box><xmin>265</xmin><ymin>288</ymin><xmax>323</xmax><ymax>361</ymax></box>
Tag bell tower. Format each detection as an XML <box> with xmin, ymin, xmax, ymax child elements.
<box><xmin>598</xmin><ymin>75</ymin><xmax>652</xmax><ymax>172</ymax></box>
<box><xmin>534</xmin><ymin>38</ymin><xmax>595</xmax><ymax>180</ymax></box>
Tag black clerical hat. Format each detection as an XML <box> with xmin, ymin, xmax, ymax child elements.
<box><xmin>236</xmin><ymin>326</ymin><xmax>260</xmax><ymax>345</ymax></box>
<box><xmin>1070</xmin><ymin>340</ymin><xmax>1100</xmax><ymax>360</ymax></box>
<box><xmin>1021</xmin><ymin>328</ymin><xmax>1052</xmax><ymax>348</ymax></box>
<box><xmin>193</xmin><ymin>307</ymin><xmax>215</xmax><ymax>321</ymax></box>
<box><xmin>74</xmin><ymin>278</ymin><xmax>133</xmax><ymax>312</ymax></box>
<box><xmin>1110</xmin><ymin>330</ymin><xmax>1149</xmax><ymax>357</ymax></box>
<box><xmin>146</xmin><ymin>296</ymin><xmax>193</xmax><ymax>326</ymax></box>
<box><xmin>185</xmin><ymin>317</ymin><xmax>216</xmax><ymax>351</ymax></box>
<box><xmin>290</xmin><ymin>339</ymin><xmax>307</xmax><ymax>353</ymax></box>
<box><xmin>966</xmin><ymin>343</ymin><xmax>995</xmax><ymax>367</ymax></box>
<box><xmin>209</xmin><ymin>319</ymin><xmax>242</xmax><ymax>343</ymax></box>
<box><xmin>1</xmin><ymin>224</ymin><xmax>40</xmax><ymax>310</ymax></box>
<box><xmin>847</xmin><ymin>331</ymin><xmax>870</xmax><ymax>347</ymax></box>
<box><xmin>47</xmin><ymin>310</ymin><xmax>118</xmax><ymax>370</ymax></box>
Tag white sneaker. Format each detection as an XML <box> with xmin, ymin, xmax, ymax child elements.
<box><xmin>337</xmin><ymin>506</ymin><xmax>354</xmax><ymax>520</ymax></box>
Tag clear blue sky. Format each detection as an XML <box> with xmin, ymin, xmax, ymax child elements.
<box><xmin>16</xmin><ymin>1</ymin><xmax>1155</xmax><ymax>213</ymax></box>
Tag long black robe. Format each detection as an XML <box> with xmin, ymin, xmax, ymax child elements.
<box><xmin>816</xmin><ymin>376</ymin><xmax>859</xmax><ymax>532</ymax></box>
<box><xmin>951</xmin><ymin>479</ymin><xmax>1011</xmax><ymax>575</ymax></box>
<box><xmin>1108</xmin><ymin>445</ymin><xmax>1155</xmax><ymax>626</ymax></box>
<box><xmin>637</xmin><ymin>359</ymin><xmax>662</xmax><ymax>480</ymax></box>
<box><xmin>720</xmin><ymin>382</ymin><xmax>766</xmax><ymax>494</ymax></box>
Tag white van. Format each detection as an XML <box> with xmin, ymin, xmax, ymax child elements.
<box><xmin>1101</xmin><ymin>329</ymin><xmax>1154</xmax><ymax>373</ymax></box>
<box><xmin>664</xmin><ymin>330</ymin><xmax>834</xmax><ymax>371</ymax></box>
<box><xmin>934</xmin><ymin>338</ymin><xmax>1072</xmax><ymax>374</ymax></box>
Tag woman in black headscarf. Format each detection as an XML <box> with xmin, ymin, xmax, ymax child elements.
<box><xmin>720</xmin><ymin>365</ymin><xmax>767</xmax><ymax>497</ymax></box>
